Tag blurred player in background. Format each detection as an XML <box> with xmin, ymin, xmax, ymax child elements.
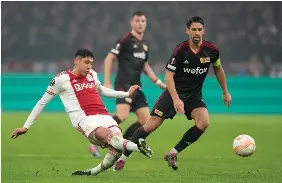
<box><xmin>11</xmin><ymin>49</ymin><xmax>153</xmax><ymax>176</ymax></box>
<box><xmin>114</xmin><ymin>16</ymin><xmax>232</xmax><ymax>171</ymax></box>
<box><xmin>89</xmin><ymin>11</ymin><xmax>166</xmax><ymax>159</ymax></box>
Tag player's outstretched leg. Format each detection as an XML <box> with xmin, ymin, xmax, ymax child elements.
<box><xmin>107</xmin><ymin>126</ymin><xmax>153</xmax><ymax>157</ymax></box>
<box><xmin>72</xmin><ymin>148</ymin><xmax>121</xmax><ymax>176</ymax></box>
<box><xmin>122</xmin><ymin>107</ymin><xmax>150</xmax><ymax>139</ymax></box>
<box><xmin>88</xmin><ymin>104</ymin><xmax>130</xmax><ymax>159</ymax></box>
<box><xmin>91</xmin><ymin>126</ymin><xmax>153</xmax><ymax>157</ymax></box>
<box><xmin>112</xmin><ymin>114</ymin><xmax>143</xmax><ymax>139</ymax></box>
<box><xmin>165</xmin><ymin>107</ymin><xmax>209</xmax><ymax>170</ymax></box>
<box><xmin>123</xmin><ymin>121</ymin><xmax>142</xmax><ymax>139</ymax></box>
<box><xmin>113</xmin><ymin>116</ymin><xmax>164</xmax><ymax>171</ymax></box>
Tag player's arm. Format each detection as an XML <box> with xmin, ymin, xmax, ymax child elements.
<box><xmin>11</xmin><ymin>77</ymin><xmax>61</xmax><ymax>139</ymax></box>
<box><xmin>104</xmin><ymin>41</ymin><xmax>123</xmax><ymax>88</ymax></box>
<box><xmin>94</xmin><ymin>71</ymin><xmax>139</xmax><ymax>98</ymax></box>
<box><xmin>165</xmin><ymin>54</ymin><xmax>185</xmax><ymax>114</ymax></box>
<box><xmin>165</xmin><ymin>70</ymin><xmax>178</xmax><ymax>100</ymax></box>
<box><xmin>143</xmin><ymin>62</ymin><xmax>166</xmax><ymax>89</ymax></box>
<box><xmin>104</xmin><ymin>53</ymin><xmax>116</xmax><ymax>89</ymax></box>
<box><xmin>212</xmin><ymin>55</ymin><xmax>232</xmax><ymax>108</ymax></box>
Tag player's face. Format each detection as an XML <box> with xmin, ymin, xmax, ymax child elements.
<box><xmin>74</xmin><ymin>57</ymin><xmax>93</xmax><ymax>76</ymax></box>
<box><xmin>131</xmin><ymin>15</ymin><xmax>147</xmax><ymax>34</ymax></box>
<box><xmin>186</xmin><ymin>23</ymin><xmax>205</xmax><ymax>44</ymax></box>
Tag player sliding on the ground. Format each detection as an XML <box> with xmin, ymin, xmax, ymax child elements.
<box><xmin>10</xmin><ymin>49</ymin><xmax>153</xmax><ymax>176</ymax></box>
<box><xmin>88</xmin><ymin>11</ymin><xmax>166</xmax><ymax>159</ymax></box>
<box><xmin>114</xmin><ymin>16</ymin><xmax>232</xmax><ymax>171</ymax></box>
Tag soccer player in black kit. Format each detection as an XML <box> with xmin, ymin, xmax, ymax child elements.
<box><xmin>114</xmin><ymin>16</ymin><xmax>232</xmax><ymax>171</ymax></box>
<box><xmin>88</xmin><ymin>11</ymin><xmax>166</xmax><ymax>160</ymax></box>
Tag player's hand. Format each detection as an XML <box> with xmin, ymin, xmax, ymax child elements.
<box><xmin>128</xmin><ymin>85</ymin><xmax>141</xmax><ymax>97</ymax></box>
<box><xmin>158</xmin><ymin>82</ymin><xmax>167</xmax><ymax>90</ymax></box>
<box><xmin>104</xmin><ymin>83</ymin><xmax>112</xmax><ymax>89</ymax></box>
<box><xmin>173</xmin><ymin>98</ymin><xmax>185</xmax><ymax>114</ymax></box>
<box><xmin>11</xmin><ymin>127</ymin><xmax>28</xmax><ymax>139</ymax></box>
<box><xmin>223</xmin><ymin>92</ymin><xmax>232</xmax><ymax>108</ymax></box>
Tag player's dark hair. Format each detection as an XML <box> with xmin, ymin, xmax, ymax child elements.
<box><xmin>186</xmin><ymin>16</ymin><xmax>204</xmax><ymax>28</ymax></box>
<box><xmin>75</xmin><ymin>48</ymin><xmax>94</xmax><ymax>58</ymax></box>
<box><xmin>131</xmin><ymin>11</ymin><xmax>146</xmax><ymax>18</ymax></box>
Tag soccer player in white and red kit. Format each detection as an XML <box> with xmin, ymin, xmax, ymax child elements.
<box><xmin>10</xmin><ymin>49</ymin><xmax>153</xmax><ymax>176</ymax></box>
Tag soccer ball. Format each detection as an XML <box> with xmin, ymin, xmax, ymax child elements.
<box><xmin>233</xmin><ymin>135</ymin><xmax>256</xmax><ymax>157</ymax></box>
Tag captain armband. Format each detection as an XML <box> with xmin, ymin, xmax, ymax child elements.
<box><xmin>212</xmin><ymin>58</ymin><xmax>221</xmax><ymax>67</ymax></box>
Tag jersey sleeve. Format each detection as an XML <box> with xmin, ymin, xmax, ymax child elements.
<box><xmin>91</xmin><ymin>70</ymin><xmax>102</xmax><ymax>89</ymax></box>
<box><xmin>212</xmin><ymin>48</ymin><xmax>221</xmax><ymax>67</ymax></box>
<box><xmin>165</xmin><ymin>49</ymin><xmax>182</xmax><ymax>72</ymax></box>
<box><xmin>144</xmin><ymin>42</ymin><xmax>149</xmax><ymax>62</ymax></box>
<box><xmin>23</xmin><ymin>74</ymin><xmax>64</xmax><ymax>129</ymax></box>
<box><xmin>91</xmin><ymin>69</ymin><xmax>129</xmax><ymax>98</ymax></box>
<box><xmin>110</xmin><ymin>40</ymin><xmax>123</xmax><ymax>56</ymax></box>
<box><xmin>23</xmin><ymin>93</ymin><xmax>54</xmax><ymax>129</ymax></box>
<box><xmin>46</xmin><ymin>76</ymin><xmax>62</xmax><ymax>96</ymax></box>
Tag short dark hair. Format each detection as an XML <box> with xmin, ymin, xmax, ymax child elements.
<box><xmin>131</xmin><ymin>11</ymin><xmax>146</xmax><ymax>18</ymax></box>
<box><xmin>186</xmin><ymin>16</ymin><xmax>204</xmax><ymax>28</ymax></box>
<box><xmin>75</xmin><ymin>48</ymin><xmax>94</xmax><ymax>58</ymax></box>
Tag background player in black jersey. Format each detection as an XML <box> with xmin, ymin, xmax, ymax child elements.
<box><xmin>89</xmin><ymin>11</ymin><xmax>166</xmax><ymax>158</ymax></box>
<box><xmin>113</xmin><ymin>16</ymin><xmax>232</xmax><ymax>171</ymax></box>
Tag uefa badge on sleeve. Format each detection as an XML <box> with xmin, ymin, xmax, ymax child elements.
<box><xmin>143</xmin><ymin>44</ymin><xmax>148</xmax><ymax>51</ymax></box>
<box><xmin>50</xmin><ymin>79</ymin><xmax>55</xmax><ymax>86</ymax></box>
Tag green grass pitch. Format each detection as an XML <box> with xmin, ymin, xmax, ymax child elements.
<box><xmin>2</xmin><ymin>112</ymin><xmax>282</xmax><ymax>183</ymax></box>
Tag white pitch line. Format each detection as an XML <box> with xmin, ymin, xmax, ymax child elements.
<box><xmin>16</xmin><ymin>154</ymin><xmax>92</xmax><ymax>158</ymax></box>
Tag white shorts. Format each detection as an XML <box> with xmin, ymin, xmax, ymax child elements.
<box><xmin>76</xmin><ymin>115</ymin><xmax>121</xmax><ymax>146</ymax></box>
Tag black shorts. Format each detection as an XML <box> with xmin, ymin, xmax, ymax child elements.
<box><xmin>115</xmin><ymin>85</ymin><xmax>148</xmax><ymax>112</ymax></box>
<box><xmin>150</xmin><ymin>90</ymin><xmax>207</xmax><ymax>120</ymax></box>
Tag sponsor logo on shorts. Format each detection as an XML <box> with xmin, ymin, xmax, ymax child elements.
<box><xmin>154</xmin><ymin>109</ymin><xmax>163</xmax><ymax>116</ymax></box>
<box><xmin>125</xmin><ymin>97</ymin><xmax>132</xmax><ymax>104</ymax></box>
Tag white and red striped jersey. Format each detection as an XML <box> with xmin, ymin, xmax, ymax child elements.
<box><xmin>23</xmin><ymin>69</ymin><xmax>130</xmax><ymax>129</ymax></box>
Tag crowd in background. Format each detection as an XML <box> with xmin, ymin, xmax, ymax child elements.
<box><xmin>2</xmin><ymin>1</ymin><xmax>282</xmax><ymax>77</ymax></box>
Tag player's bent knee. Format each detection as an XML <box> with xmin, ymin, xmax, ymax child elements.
<box><xmin>136</xmin><ymin>107</ymin><xmax>150</xmax><ymax>125</ymax></box>
<box><xmin>143</xmin><ymin>116</ymin><xmax>164</xmax><ymax>132</ymax></box>
<box><xmin>192</xmin><ymin>107</ymin><xmax>209</xmax><ymax>130</ymax></box>
<box><xmin>195</xmin><ymin>118</ymin><xmax>209</xmax><ymax>130</ymax></box>
<box><xmin>116</xmin><ymin>104</ymin><xmax>130</xmax><ymax>122</ymax></box>
<box><xmin>93</xmin><ymin>127</ymin><xmax>111</xmax><ymax>143</ymax></box>
<box><xmin>138</xmin><ymin>115</ymin><xmax>150</xmax><ymax>125</ymax></box>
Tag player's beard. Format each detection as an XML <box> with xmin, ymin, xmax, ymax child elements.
<box><xmin>192</xmin><ymin>36</ymin><xmax>201</xmax><ymax>44</ymax></box>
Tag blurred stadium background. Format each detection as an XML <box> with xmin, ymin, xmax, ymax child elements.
<box><xmin>2</xmin><ymin>1</ymin><xmax>282</xmax><ymax>113</ymax></box>
<box><xmin>1</xmin><ymin>2</ymin><xmax>282</xmax><ymax>183</ymax></box>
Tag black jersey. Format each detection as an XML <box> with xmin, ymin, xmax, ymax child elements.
<box><xmin>165</xmin><ymin>40</ymin><xmax>220</xmax><ymax>101</ymax></box>
<box><xmin>110</xmin><ymin>32</ymin><xmax>149</xmax><ymax>87</ymax></box>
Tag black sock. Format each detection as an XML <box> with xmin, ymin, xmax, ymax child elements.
<box><xmin>123</xmin><ymin>126</ymin><xmax>150</xmax><ymax>157</ymax></box>
<box><xmin>174</xmin><ymin>125</ymin><xmax>204</xmax><ymax>153</ymax></box>
<box><xmin>112</xmin><ymin>115</ymin><xmax>122</xmax><ymax>125</ymax></box>
<box><xmin>123</xmin><ymin>121</ymin><xmax>142</xmax><ymax>139</ymax></box>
